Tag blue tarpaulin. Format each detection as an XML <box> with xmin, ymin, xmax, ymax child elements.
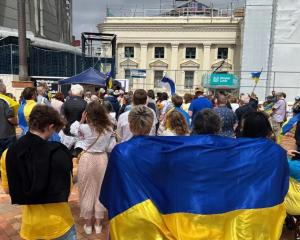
<box><xmin>58</xmin><ymin>68</ymin><xmax>107</xmax><ymax>87</ymax></box>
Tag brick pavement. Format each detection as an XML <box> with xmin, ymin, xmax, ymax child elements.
<box><xmin>0</xmin><ymin>135</ymin><xmax>297</xmax><ymax>240</ymax></box>
<box><xmin>0</xmin><ymin>185</ymin><xmax>109</xmax><ymax>240</ymax></box>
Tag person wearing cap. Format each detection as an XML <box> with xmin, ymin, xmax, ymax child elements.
<box><xmin>188</xmin><ymin>87</ymin><xmax>212</xmax><ymax>126</ymax></box>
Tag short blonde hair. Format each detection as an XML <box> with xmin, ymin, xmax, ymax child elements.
<box><xmin>129</xmin><ymin>106</ymin><xmax>154</xmax><ymax>136</ymax></box>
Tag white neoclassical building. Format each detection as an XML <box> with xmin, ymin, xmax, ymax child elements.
<box><xmin>98</xmin><ymin>2</ymin><xmax>243</xmax><ymax>93</ymax></box>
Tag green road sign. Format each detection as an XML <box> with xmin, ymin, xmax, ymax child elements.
<box><xmin>210</xmin><ymin>74</ymin><xmax>234</xmax><ymax>86</ymax></box>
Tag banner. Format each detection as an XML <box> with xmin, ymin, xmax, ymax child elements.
<box><xmin>130</xmin><ymin>69</ymin><xmax>147</xmax><ymax>79</ymax></box>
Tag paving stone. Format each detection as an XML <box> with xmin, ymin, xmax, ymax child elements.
<box><xmin>0</xmin><ymin>136</ymin><xmax>297</xmax><ymax>239</ymax></box>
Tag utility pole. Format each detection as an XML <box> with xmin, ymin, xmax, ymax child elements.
<box><xmin>17</xmin><ymin>0</ymin><xmax>28</xmax><ymax>81</ymax></box>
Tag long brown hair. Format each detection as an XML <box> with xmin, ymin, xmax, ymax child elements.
<box><xmin>86</xmin><ymin>101</ymin><xmax>112</xmax><ymax>135</ymax></box>
<box><xmin>166</xmin><ymin>110</ymin><xmax>189</xmax><ymax>136</ymax></box>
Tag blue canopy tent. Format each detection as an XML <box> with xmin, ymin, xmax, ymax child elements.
<box><xmin>58</xmin><ymin>68</ymin><xmax>107</xmax><ymax>87</ymax></box>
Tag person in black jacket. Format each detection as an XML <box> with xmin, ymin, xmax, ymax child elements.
<box><xmin>235</xmin><ymin>94</ymin><xmax>258</xmax><ymax>137</ymax></box>
<box><xmin>2</xmin><ymin>105</ymin><xmax>75</xmax><ymax>240</ymax></box>
<box><xmin>60</xmin><ymin>84</ymin><xmax>87</xmax><ymax>148</ymax></box>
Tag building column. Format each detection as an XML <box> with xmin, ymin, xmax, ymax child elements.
<box><xmin>140</xmin><ymin>43</ymin><xmax>148</xmax><ymax>89</ymax></box>
<box><xmin>202</xmin><ymin>43</ymin><xmax>211</xmax><ymax>72</ymax></box>
<box><xmin>170</xmin><ymin>43</ymin><xmax>179</xmax><ymax>81</ymax></box>
<box><xmin>140</xmin><ymin>43</ymin><xmax>148</xmax><ymax>69</ymax></box>
<box><xmin>116</xmin><ymin>43</ymin><xmax>123</xmax><ymax>79</ymax></box>
<box><xmin>228</xmin><ymin>45</ymin><xmax>234</xmax><ymax>70</ymax></box>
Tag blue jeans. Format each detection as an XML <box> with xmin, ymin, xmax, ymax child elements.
<box><xmin>55</xmin><ymin>226</ymin><xmax>77</xmax><ymax>240</ymax></box>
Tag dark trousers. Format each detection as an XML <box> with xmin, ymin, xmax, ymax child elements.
<box><xmin>0</xmin><ymin>136</ymin><xmax>16</xmax><ymax>156</ymax></box>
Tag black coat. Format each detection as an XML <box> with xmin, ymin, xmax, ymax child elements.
<box><xmin>61</xmin><ymin>96</ymin><xmax>87</xmax><ymax>136</ymax></box>
<box><xmin>6</xmin><ymin>132</ymin><xmax>73</xmax><ymax>205</ymax></box>
<box><xmin>105</xmin><ymin>96</ymin><xmax>120</xmax><ymax>116</ymax></box>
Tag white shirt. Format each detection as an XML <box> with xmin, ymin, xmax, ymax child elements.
<box><xmin>161</xmin><ymin>100</ymin><xmax>171</xmax><ymax>115</ymax></box>
<box><xmin>116</xmin><ymin>106</ymin><xmax>158</xmax><ymax>142</ymax></box>
<box><xmin>230</xmin><ymin>103</ymin><xmax>239</xmax><ymax>113</ymax></box>
<box><xmin>70</xmin><ymin>121</ymin><xmax>116</xmax><ymax>153</ymax></box>
<box><xmin>51</xmin><ymin>98</ymin><xmax>64</xmax><ymax>113</ymax></box>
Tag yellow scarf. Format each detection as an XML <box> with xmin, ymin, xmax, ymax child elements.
<box><xmin>0</xmin><ymin>93</ymin><xmax>20</xmax><ymax>115</ymax></box>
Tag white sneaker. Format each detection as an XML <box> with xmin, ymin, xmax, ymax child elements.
<box><xmin>83</xmin><ymin>224</ymin><xmax>92</xmax><ymax>235</ymax></box>
<box><xmin>94</xmin><ymin>224</ymin><xmax>102</xmax><ymax>234</ymax></box>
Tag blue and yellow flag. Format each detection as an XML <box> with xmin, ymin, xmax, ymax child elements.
<box><xmin>100</xmin><ymin>135</ymin><xmax>289</xmax><ymax>240</ymax></box>
<box><xmin>251</xmin><ymin>71</ymin><xmax>262</xmax><ymax>84</ymax></box>
<box><xmin>106</xmin><ymin>71</ymin><xmax>113</xmax><ymax>89</ymax></box>
<box><xmin>285</xmin><ymin>160</ymin><xmax>300</xmax><ymax>215</ymax></box>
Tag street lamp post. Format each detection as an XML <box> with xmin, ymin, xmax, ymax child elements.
<box><xmin>17</xmin><ymin>0</ymin><xmax>28</xmax><ymax>81</ymax></box>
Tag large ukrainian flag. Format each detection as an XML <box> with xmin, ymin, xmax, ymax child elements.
<box><xmin>100</xmin><ymin>135</ymin><xmax>289</xmax><ymax>240</ymax></box>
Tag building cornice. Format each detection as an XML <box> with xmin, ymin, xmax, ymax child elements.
<box><xmin>116</xmin><ymin>39</ymin><xmax>237</xmax><ymax>45</ymax></box>
<box><xmin>100</xmin><ymin>25</ymin><xmax>239</xmax><ymax>33</ymax></box>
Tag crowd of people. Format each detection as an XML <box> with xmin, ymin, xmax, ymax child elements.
<box><xmin>1</xmin><ymin>78</ymin><xmax>300</xmax><ymax>239</ymax></box>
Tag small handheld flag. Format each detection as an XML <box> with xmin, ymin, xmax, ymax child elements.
<box><xmin>161</xmin><ymin>76</ymin><xmax>176</xmax><ymax>95</ymax></box>
<box><xmin>251</xmin><ymin>71</ymin><xmax>262</xmax><ymax>84</ymax></box>
<box><xmin>106</xmin><ymin>71</ymin><xmax>113</xmax><ymax>89</ymax></box>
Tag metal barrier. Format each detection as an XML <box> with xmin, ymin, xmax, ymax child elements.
<box><xmin>1</xmin><ymin>44</ymin><xmax>300</xmax><ymax>100</ymax></box>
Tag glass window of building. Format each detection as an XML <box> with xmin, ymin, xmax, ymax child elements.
<box><xmin>186</xmin><ymin>47</ymin><xmax>196</xmax><ymax>59</ymax></box>
<box><xmin>217</xmin><ymin>48</ymin><xmax>228</xmax><ymax>59</ymax></box>
<box><xmin>184</xmin><ymin>71</ymin><xmax>194</xmax><ymax>89</ymax></box>
<box><xmin>154</xmin><ymin>70</ymin><xmax>164</xmax><ymax>88</ymax></box>
<box><xmin>125</xmin><ymin>69</ymin><xmax>133</xmax><ymax>87</ymax></box>
<box><xmin>125</xmin><ymin>47</ymin><xmax>134</xmax><ymax>58</ymax></box>
<box><xmin>154</xmin><ymin>47</ymin><xmax>165</xmax><ymax>58</ymax></box>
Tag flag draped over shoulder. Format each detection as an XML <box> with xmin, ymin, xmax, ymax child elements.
<box><xmin>281</xmin><ymin>113</ymin><xmax>300</xmax><ymax>135</ymax></box>
<box><xmin>161</xmin><ymin>76</ymin><xmax>176</xmax><ymax>95</ymax></box>
<box><xmin>285</xmin><ymin>160</ymin><xmax>300</xmax><ymax>215</ymax></box>
<box><xmin>100</xmin><ymin>135</ymin><xmax>289</xmax><ymax>240</ymax></box>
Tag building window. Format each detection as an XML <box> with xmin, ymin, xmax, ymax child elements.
<box><xmin>125</xmin><ymin>69</ymin><xmax>133</xmax><ymax>87</ymax></box>
<box><xmin>154</xmin><ymin>47</ymin><xmax>164</xmax><ymax>58</ymax></box>
<box><xmin>186</xmin><ymin>47</ymin><xmax>196</xmax><ymax>59</ymax></box>
<box><xmin>154</xmin><ymin>70</ymin><xmax>164</xmax><ymax>88</ymax></box>
<box><xmin>124</xmin><ymin>47</ymin><xmax>134</xmax><ymax>58</ymax></box>
<box><xmin>184</xmin><ymin>71</ymin><xmax>194</xmax><ymax>89</ymax></box>
<box><xmin>217</xmin><ymin>48</ymin><xmax>228</xmax><ymax>59</ymax></box>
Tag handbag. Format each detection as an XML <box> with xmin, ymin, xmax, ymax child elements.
<box><xmin>76</xmin><ymin>134</ymin><xmax>100</xmax><ymax>163</ymax></box>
